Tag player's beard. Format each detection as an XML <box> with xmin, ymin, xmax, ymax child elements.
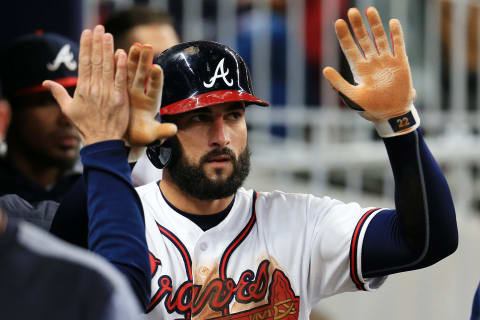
<box><xmin>166</xmin><ymin>137</ymin><xmax>250</xmax><ymax>200</ymax></box>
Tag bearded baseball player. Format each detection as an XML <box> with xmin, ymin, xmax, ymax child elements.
<box><xmin>46</xmin><ymin>6</ymin><xmax>458</xmax><ymax>319</ymax></box>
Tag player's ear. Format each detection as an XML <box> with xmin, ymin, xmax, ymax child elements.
<box><xmin>0</xmin><ymin>99</ymin><xmax>12</xmax><ymax>142</ymax></box>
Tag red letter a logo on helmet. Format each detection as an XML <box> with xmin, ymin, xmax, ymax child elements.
<box><xmin>203</xmin><ymin>58</ymin><xmax>234</xmax><ymax>88</ymax></box>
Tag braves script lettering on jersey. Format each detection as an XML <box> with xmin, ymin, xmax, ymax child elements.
<box><xmin>137</xmin><ymin>183</ymin><xmax>387</xmax><ymax>319</ymax></box>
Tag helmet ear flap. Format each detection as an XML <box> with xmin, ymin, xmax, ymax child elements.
<box><xmin>147</xmin><ymin>138</ymin><xmax>173</xmax><ymax>169</ymax></box>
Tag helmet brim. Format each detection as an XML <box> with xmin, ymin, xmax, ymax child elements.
<box><xmin>159</xmin><ymin>89</ymin><xmax>269</xmax><ymax>116</ymax></box>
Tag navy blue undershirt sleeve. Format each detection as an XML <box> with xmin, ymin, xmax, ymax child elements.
<box><xmin>362</xmin><ymin>128</ymin><xmax>458</xmax><ymax>278</ymax></box>
<box><xmin>80</xmin><ymin>140</ymin><xmax>150</xmax><ymax>310</ymax></box>
<box><xmin>50</xmin><ymin>178</ymin><xmax>88</xmax><ymax>249</ymax></box>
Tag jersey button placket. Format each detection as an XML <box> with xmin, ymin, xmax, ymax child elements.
<box><xmin>193</xmin><ymin>242</ymin><xmax>210</xmax><ymax>283</ymax></box>
<box><xmin>199</xmin><ymin>266</ymin><xmax>210</xmax><ymax>277</ymax></box>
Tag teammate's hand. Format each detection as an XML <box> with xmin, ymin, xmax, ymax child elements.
<box><xmin>125</xmin><ymin>44</ymin><xmax>177</xmax><ymax>145</ymax></box>
<box><xmin>43</xmin><ymin>26</ymin><xmax>130</xmax><ymax>146</ymax></box>
<box><xmin>323</xmin><ymin>7</ymin><xmax>419</xmax><ymax>137</ymax></box>
<box><xmin>124</xmin><ymin>44</ymin><xmax>177</xmax><ymax>161</ymax></box>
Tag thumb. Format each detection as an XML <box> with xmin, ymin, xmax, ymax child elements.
<box><xmin>128</xmin><ymin>121</ymin><xmax>177</xmax><ymax>145</ymax></box>
<box><xmin>322</xmin><ymin>67</ymin><xmax>353</xmax><ymax>95</ymax></box>
<box><xmin>42</xmin><ymin>80</ymin><xmax>73</xmax><ymax>111</ymax></box>
<box><xmin>154</xmin><ymin>122</ymin><xmax>177</xmax><ymax>142</ymax></box>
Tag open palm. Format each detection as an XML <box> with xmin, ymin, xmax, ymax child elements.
<box><xmin>126</xmin><ymin>44</ymin><xmax>176</xmax><ymax>147</ymax></box>
<box><xmin>323</xmin><ymin>7</ymin><xmax>416</xmax><ymax>122</ymax></box>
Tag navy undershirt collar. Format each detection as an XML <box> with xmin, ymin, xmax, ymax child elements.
<box><xmin>159</xmin><ymin>186</ymin><xmax>235</xmax><ymax>231</ymax></box>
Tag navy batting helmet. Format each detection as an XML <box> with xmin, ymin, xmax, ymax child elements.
<box><xmin>146</xmin><ymin>40</ymin><xmax>269</xmax><ymax>169</ymax></box>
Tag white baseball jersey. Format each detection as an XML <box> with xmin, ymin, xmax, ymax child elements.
<box><xmin>136</xmin><ymin>182</ymin><xmax>387</xmax><ymax>319</ymax></box>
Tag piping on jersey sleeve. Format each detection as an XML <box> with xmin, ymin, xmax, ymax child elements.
<box><xmin>349</xmin><ymin>208</ymin><xmax>386</xmax><ymax>291</ymax></box>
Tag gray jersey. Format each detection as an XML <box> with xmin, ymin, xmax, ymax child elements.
<box><xmin>0</xmin><ymin>194</ymin><xmax>58</xmax><ymax>230</ymax></box>
<box><xmin>0</xmin><ymin>218</ymin><xmax>142</xmax><ymax>320</ymax></box>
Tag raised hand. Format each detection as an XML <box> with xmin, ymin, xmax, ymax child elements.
<box><xmin>125</xmin><ymin>44</ymin><xmax>177</xmax><ymax>146</ymax></box>
<box><xmin>124</xmin><ymin>44</ymin><xmax>177</xmax><ymax>161</ymax></box>
<box><xmin>323</xmin><ymin>7</ymin><xmax>419</xmax><ymax>137</ymax></box>
<box><xmin>43</xmin><ymin>26</ymin><xmax>130</xmax><ymax>146</ymax></box>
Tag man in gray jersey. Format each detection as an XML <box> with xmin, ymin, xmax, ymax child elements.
<box><xmin>0</xmin><ymin>210</ymin><xmax>141</xmax><ymax>319</ymax></box>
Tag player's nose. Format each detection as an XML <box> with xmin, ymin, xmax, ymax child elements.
<box><xmin>209</xmin><ymin>117</ymin><xmax>230</xmax><ymax>148</ymax></box>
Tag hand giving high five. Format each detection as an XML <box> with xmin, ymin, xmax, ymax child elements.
<box><xmin>43</xmin><ymin>26</ymin><xmax>131</xmax><ymax>146</ymax></box>
<box><xmin>323</xmin><ymin>7</ymin><xmax>419</xmax><ymax>137</ymax></box>
<box><xmin>125</xmin><ymin>44</ymin><xmax>176</xmax><ymax>147</ymax></box>
<box><xmin>43</xmin><ymin>26</ymin><xmax>177</xmax><ymax>148</ymax></box>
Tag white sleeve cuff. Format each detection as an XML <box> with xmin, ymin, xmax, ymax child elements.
<box><xmin>374</xmin><ymin>104</ymin><xmax>421</xmax><ymax>138</ymax></box>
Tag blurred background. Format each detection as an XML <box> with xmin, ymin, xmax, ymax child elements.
<box><xmin>1</xmin><ymin>0</ymin><xmax>479</xmax><ymax>319</ymax></box>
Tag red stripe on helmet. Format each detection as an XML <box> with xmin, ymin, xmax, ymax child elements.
<box><xmin>160</xmin><ymin>89</ymin><xmax>269</xmax><ymax>115</ymax></box>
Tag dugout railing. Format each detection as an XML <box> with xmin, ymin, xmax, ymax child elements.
<box><xmin>87</xmin><ymin>0</ymin><xmax>480</xmax><ymax>217</ymax></box>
